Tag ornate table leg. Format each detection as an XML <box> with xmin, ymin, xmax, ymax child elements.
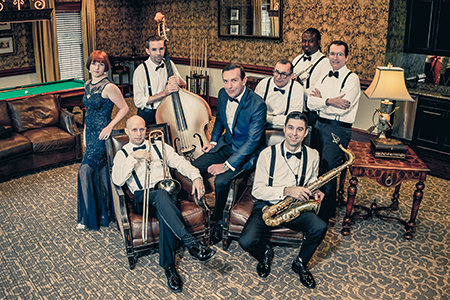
<box><xmin>341</xmin><ymin>176</ymin><xmax>358</xmax><ymax>236</ymax></box>
<box><xmin>404</xmin><ymin>181</ymin><xmax>425</xmax><ymax>240</ymax></box>
<box><xmin>390</xmin><ymin>184</ymin><xmax>401</xmax><ymax>210</ymax></box>
<box><xmin>337</xmin><ymin>169</ymin><xmax>348</xmax><ymax>206</ymax></box>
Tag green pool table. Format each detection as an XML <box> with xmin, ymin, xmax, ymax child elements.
<box><xmin>0</xmin><ymin>78</ymin><xmax>86</xmax><ymax>123</ymax></box>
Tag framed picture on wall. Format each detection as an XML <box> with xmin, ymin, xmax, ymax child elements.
<box><xmin>230</xmin><ymin>25</ymin><xmax>239</xmax><ymax>35</ymax></box>
<box><xmin>0</xmin><ymin>23</ymin><xmax>11</xmax><ymax>31</ymax></box>
<box><xmin>0</xmin><ymin>36</ymin><xmax>14</xmax><ymax>55</ymax></box>
<box><xmin>230</xmin><ymin>9</ymin><xmax>239</xmax><ymax>21</ymax></box>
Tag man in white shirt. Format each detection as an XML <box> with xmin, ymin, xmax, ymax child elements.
<box><xmin>308</xmin><ymin>40</ymin><xmax>361</xmax><ymax>222</ymax></box>
<box><xmin>239</xmin><ymin>111</ymin><xmax>327</xmax><ymax>289</ymax></box>
<box><xmin>112</xmin><ymin>115</ymin><xmax>215</xmax><ymax>293</ymax></box>
<box><xmin>254</xmin><ymin>59</ymin><xmax>304</xmax><ymax>129</ymax></box>
<box><xmin>133</xmin><ymin>35</ymin><xmax>186</xmax><ymax>125</ymax></box>
<box><xmin>292</xmin><ymin>28</ymin><xmax>330</xmax><ymax>127</ymax></box>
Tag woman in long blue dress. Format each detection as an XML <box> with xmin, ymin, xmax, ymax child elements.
<box><xmin>77</xmin><ymin>50</ymin><xmax>129</xmax><ymax>230</ymax></box>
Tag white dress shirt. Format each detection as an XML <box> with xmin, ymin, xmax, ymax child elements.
<box><xmin>307</xmin><ymin>65</ymin><xmax>361</xmax><ymax>124</ymax></box>
<box><xmin>112</xmin><ymin>140</ymin><xmax>201</xmax><ymax>194</ymax></box>
<box><xmin>225</xmin><ymin>87</ymin><xmax>246</xmax><ymax>133</ymax></box>
<box><xmin>254</xmin><ymin>77</ymin><xmax>304</xmax><ymax>128</ymax></box>
<box><xmin>133</xmin><ymin>57</ymin><xmax>181</xmax><ymax>110</ymax></box>
<box><xmin>252</xmin><ymin>142</ymin><xmax>320</xmax><ymax>204</ymax></box>
<box><xmin>292</xmin><ymin>50</ymin><xmax>331</xmax><ymax>109</ymax></box>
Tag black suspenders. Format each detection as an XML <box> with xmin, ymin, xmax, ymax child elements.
<box><xmin>142</xmin><ymin>63</ymin><xmax>154</xmax><ymax>109</ymax></box>
<box><xmin>121</xmin><ymin>142</ymin><xmax>164</xmax><ymax>190</ymax></box>
<box><xmin>263</xmin><ymin>78</ymin><xmax>294</xmax><ymax>116</ymax></box>
<box><xmin>320</xmin><ymin>71</ymin><xmax>353</xmax><ymax>91</ymax></box>
<box><xmin>268</xmin><ymin>143</ymin><xmax>308</xmax><ymax>187</ymax></box>
<box><xmin>293</xmin><ymin>55</ymin><xmax>326</xmax><ymax>88</ymax></box>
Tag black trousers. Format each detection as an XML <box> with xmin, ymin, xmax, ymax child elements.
<box><xmin>239</xmin><ymin>201</ymin><xmax>327</xmax><ymax>265</ymax></box>
<box><xmin>312</xmin><ymin>120</ymin><xmax>352</xmax><ymax>222</ymax></box>
<box><xmin>134</xmin><ymin>189</ymin><xmax>189</xmax><ymax>268</ymax></box>
<box><xmin>191</xmin><ymin>144</ymin><xmax>241</xmax><ymax>222</ymax></box>
<box><xmin>137</xmin><ymin>108</ymin><xmax>156</xmax><ymax>126</ymax></box>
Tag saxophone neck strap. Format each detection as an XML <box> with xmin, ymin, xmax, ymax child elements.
<box><xmin>268</xmin><ymin>142</ymin><xmax>308</xmax><ymax>187</ymax></box>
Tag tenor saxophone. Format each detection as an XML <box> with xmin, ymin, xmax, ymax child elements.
<box><xmin>261</xmin><ymin>144</ymin><xmax>355</xmax><ymax>227</ymax></box>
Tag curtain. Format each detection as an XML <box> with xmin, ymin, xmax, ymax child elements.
<box><xmin>82</xmin><ymin>0</ymin><xmax>96</xmax><ymax>80</ymax></box>
<box><xmin>252</xmin><ymin>0</ymin><xmax>262</xmax><ymax>36</ymax></box>
<box><xmin>32</xmin><ymin>0</ymin><xmax>60</xmax><ymax>82</ymax></box>
<box><xmin>270</xmin><ymin>0</ymin><xmax>279</xmax><ymax>37</ymax></box>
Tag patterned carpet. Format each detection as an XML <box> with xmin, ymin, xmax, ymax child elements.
<box><xmin>1</xmin><ymin>161</ymin><xmax>449</xmax><ymax>300</ymax></box>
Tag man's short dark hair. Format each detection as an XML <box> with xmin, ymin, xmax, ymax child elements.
<box><xmin>278</xmin><ymin>59</ymin><xmax>293</xmax><ymax>75</ymax></box>
<box><xmin>303</xmin><ymin>28</ymin><xmax>321</xmax><ymax>41</ymax></box>
<box><xmin>145</xmin><ymin>35</ymin><xmax>165</xmax><ymax>49</ymax></box>
<box><xmin>223</xmin><ymin>63</ymin><xmax>246</xmax><ymax>80</ymax></box>
<box><xmin>285</xmin><ymin>111</ymin><xmax>308</xmax><ymax>126</ymax></box>
<box><xmin>329</xmin><ymin>40</ymin><xmax>349</xmax><ymax>57</ymax></box>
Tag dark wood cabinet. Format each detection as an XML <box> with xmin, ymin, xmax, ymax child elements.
<box><xmin>412</xmin><ymin>95</ymin><xmax>450</xmax><ymax>153</ymax></box>
<box><xmin>405</xmin><ymin>0</ymin><xmax>450</xmax><ymax>56</ymax></box>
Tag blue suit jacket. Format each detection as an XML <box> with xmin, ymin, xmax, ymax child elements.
<box><xmin>211</xmin><ymin>87</ymin><xmax>267</xmax><ymax>170</ymax></box>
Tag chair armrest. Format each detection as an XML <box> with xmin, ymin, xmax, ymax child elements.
<box><xmin>59</xmin><ymin>108</ymin><xmax>80</xmax><ymax>136</ymax></box>
<box><xmin>111</xmin><ymin>180</ymin><xmax>131</xmax><ymax>236</ymax></box>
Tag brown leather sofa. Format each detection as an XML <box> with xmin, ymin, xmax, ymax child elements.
<box><xmin>0</xmin><ymin>94</ymin><xmax>82</xmax><ymax>181</ymax></box>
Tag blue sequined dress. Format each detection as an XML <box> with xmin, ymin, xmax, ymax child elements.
<box><xmin>77</xmin><ymin>77</ymin><xmax>115</xmax><ymax>229</ymax></box>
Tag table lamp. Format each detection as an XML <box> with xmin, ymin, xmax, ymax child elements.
<box><xmin>364</xmin><ymin>64</ymin><xmax>415</xmax><ymax>159</ymax></box>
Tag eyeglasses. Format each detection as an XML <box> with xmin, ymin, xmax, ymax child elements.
<box><xmin>273</xmin><ymin>70</ymin><xmax>292</xmax><ymax>79</ymax></box>
<box><xmin>329</xmin><ymin>52</ymin><xmax>345</xmax><ymax>57</ymax></box>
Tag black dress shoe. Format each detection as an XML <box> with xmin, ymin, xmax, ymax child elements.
<box><xmin>256</xmin><ymin>245</ymin><xmax>274</xmax><ymax>278</ymax></box>
<box><xmin>210</xmin><ymin>224</ymin><xmax>223</xmax><ymax>245</ymax></box>
<box><xmin>189</xmin><ymin>244</ymin><xmax>216</xmax><ymax>263</ymax></box>
<box><xmin>292</xmin><ymin>259</ymin><xmax>316</xmax><ymax>289</ymax></box>
<box><xmin>164</xmin><ymin>266</ymin><xmax>182</xmax><ymax>293</ymax></box>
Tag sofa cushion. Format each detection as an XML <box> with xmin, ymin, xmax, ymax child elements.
<box><xmin>0</xmin><ymin>125</ymin><xmax>13</xmax><ymax>139</ymax></box>
<box><xmin>7</xmin><ymin>94</ymin><xmax>60</xmax><ymax>133</ymax></box>
<box><xmin>0</xmin><ymin>133</ymin><xmax>33</xmax><ymax>161</ymax></box>
<box><xmin>0</xmin><ymin>100</ymin><xmax>12</xmax><ymax>127</ymax></box>
<box><xmin>22</xmin><ymin>127</ymin><xmax>75</xmax><ymax>153</ymax></box>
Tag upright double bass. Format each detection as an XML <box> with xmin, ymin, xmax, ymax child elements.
<box><xmin>154</xmin><ymin>13</ymin><xmax>212</xmax><ymax>161</ymax></box>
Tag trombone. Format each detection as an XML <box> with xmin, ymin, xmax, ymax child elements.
<box><xmin>142</xmin><ymin>129</ymin><xmax>182</xmax><ymax>244</ymax></box>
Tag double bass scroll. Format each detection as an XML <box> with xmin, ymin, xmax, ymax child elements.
<box><xmin>154</xmin><ymin>13</ymin><xmax>212</xmax><ymax>161</ymax></box>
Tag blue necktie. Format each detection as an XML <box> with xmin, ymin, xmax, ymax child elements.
<box><xmin>328</xmin><ymin>71</ymin><xmax>339</xmax><ymax>78</ymax></box>
<box><xmin>133</xmin><ymin>144</ymin><xmax>146</xmax><ymax>151</ymax></box>
<box><xmin>274</xmin><ymin>87</ymin><xmax>285</xmax><ymax>94</ymax></box>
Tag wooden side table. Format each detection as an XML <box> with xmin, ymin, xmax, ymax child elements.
<box><xmin>340</xmin><ymin>141</ymin><xmax>430</xmax><ymax>240</ymax></box>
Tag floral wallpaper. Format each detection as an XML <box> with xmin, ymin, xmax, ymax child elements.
<box><xmin>0</xmin><ymin>23</ymin><xmax>35</xmax><ymax>71</ymax></box>
<box><xmin>96</xmin><ymin>0</ymin><xmax>390</xmax><ymax>80</ymax></box>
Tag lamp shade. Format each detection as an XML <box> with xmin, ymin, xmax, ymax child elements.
<box><xmin>364</xmin><ymin>66</ymin><xmax>415</xmax><ymax>102</ymax></box>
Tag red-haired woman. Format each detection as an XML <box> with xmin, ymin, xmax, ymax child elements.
<box><xmin>77</xmin><ymin>50</ymin><xmax>129</xmax><ymax>230</ymax></box>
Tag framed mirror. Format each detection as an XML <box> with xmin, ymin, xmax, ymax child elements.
<box><xmin>219</xmin><ymin>0</ymin><xmax>282</xmax><ymax>40</ymax></box>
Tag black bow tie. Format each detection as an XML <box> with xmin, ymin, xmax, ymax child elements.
<box><xmin>329</xmin><ymin>71</ymin><xmax>339</xmax><ymax>78</ymax></box>
<box><xmin>155</xmin><ymin>63</ymin><xmax>165</xmax><ymax>71</ymax></box>
<box><xmin>133</xmin><ymin>144</ymin><xmax>146</xmax><ymax>151</ymax></box>
<box><xmin>286</xmin><ymin>151</ymin><xmax>302</xmax><ymax>159</ymax></box>
<box><xmin>273</xmin><ymin>87</ymin><xmax>285</xmax><ymax>94</ymax></box>
<box><xmin>303</xmin><ymin>56</ymin><xmax>311</xmax><ymax>61</ymax></box>
<box><xmin>228</xmin><ymin>97</ymin><xmax>239</xmax><ymax>103</ymax></box>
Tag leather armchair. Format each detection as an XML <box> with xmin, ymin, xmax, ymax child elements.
<box><xmin>221</xmin><ymin>129</ymin><xmax>306</xmax><ymax>251</ymax></box>
<box><xmin>106</xmin><ymin>124</ymin><xmax>211</xmax><ymax>269</ymax></box>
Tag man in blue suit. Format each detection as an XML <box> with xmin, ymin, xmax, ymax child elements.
<box><xmin>192</xmin><ymin>63</ymin><xmax>267</xmax><ymax>244</ymax></box>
